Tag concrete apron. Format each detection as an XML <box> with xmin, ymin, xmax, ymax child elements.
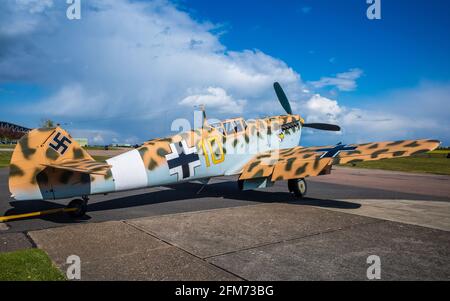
<box><xmin>28</xmin><ymin>201</ymin><xmax>450</xmax><ymax>280</ymax></box>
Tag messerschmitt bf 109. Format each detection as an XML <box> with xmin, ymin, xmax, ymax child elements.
<box><xmin>8</xmin><ymin>83</ymin><xmax>440</xmax><ymax>217</ymax></box>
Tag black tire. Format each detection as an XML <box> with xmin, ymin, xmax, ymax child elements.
<box><xmin>288</xmin><ymin>178</ymin><xmax>307</xmax><ymax>198</ymax></box>
<box><xmin>67</xmin><ymin>199</ymin><xmax>87</xmax><ymax>218</ymax></box>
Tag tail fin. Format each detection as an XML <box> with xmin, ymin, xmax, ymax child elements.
<box><xmin>9</xmin><ymin>126</ymin><xmax>93</xmax><ymax>200</ymax></box>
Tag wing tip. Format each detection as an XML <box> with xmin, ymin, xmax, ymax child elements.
<box><xmin>426</xmin><ymin>139</ymin><xmax>441</xmax><ymax>151</ymax></box>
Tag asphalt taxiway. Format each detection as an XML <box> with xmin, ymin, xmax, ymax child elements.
<box><xmin>1</xmin><ymin>167</ymin><xmax>449</xmax><ymax>280</ymax></box>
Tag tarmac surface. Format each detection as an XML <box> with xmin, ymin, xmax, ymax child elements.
<box><xmin>1</xmin><ymin>166</ymin><xmax>450</xmax><ymax>280</ymax></box>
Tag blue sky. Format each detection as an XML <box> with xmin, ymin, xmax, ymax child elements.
<box><xmin>1</xmin><ymin>0</ymin><xmax>449</xmax><ymax>145</ymax></box>
<box><xmin>182</xmin><ymin>0</ymin><xmax>450</xmax><ymax>96</ymax></box>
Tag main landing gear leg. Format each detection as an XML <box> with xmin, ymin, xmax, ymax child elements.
<box><xmin>66</xmin><ymin>196</ymin><xmax>89</xmax><ymax>218</ymax></box>
<box><xmin>288</xmin><ymin>178</ymin><xmax>307</xmax><ymax>198</ymax></box>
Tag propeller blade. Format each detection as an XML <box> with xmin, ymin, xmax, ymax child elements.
<box><xmin>303</xmin><ymin>123</ymin><xmax>341</xmax><ymax>131</ymax></box>
<box><xmin>273</xmin><ymin>82</ymin><xmax>293</xmax><ymax>115</ymax></box>
<box><xmin>273</xmin><ymin>82</ymin><xmax>341</xmax><ymax>131</ymax></box>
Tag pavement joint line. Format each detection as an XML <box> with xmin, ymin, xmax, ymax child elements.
<box><xmin>68</xmin><ymin>247</ymin><xmax>174</xmax><ymax>267</ymax></box>
<box><xmin>23</xmin><ymin>231</ymin><xmax>37</xmax><ymax>248</ymax></box>
<box><xmin>128</xmin><ymin>204</ymin><xmax>385</xmax><ymax>260</ymax></box>
<box><xmin>122</xmin><ymin>220</ymin><xmax>248</xmax><ymax>281</ymax></box>
<box><xmin>127</xmin><ymin>201</ymin><xmax>277</xmax><ymax>223</ymax></box>
<box><xmin>0</xmin><ymin>202</ymin><xmax>267</xmax><ymax>235</ymax></box>
<box><xmin>304</xmin><ymin>199</ymin><xmax>450</xmax><ymax>232</ymax></box>
<box><xmin>25</xmin><ymin>202</ymin><xmax>387</xmax><ymax>264</ymax></box>
<box><xmin>204</xmin><ymin>219</ymin><xmax>387</xmax><ymax>260</ymax></box>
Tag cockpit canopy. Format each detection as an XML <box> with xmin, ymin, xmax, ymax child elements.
<box><xmin>209</xmin><ymin>115</ymin><xmax>302</xmax><ymax>136</ymax></box>
<box><xmin>210</xmin><ymin>118</ymin><xmax>246</xmax><ymax>136</ymax></box>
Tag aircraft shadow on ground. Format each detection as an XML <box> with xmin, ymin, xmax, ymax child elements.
<box><xmin>6</xmin><ymin>181</ymin><xmax>361</xmax><ymax>224</ymax></box>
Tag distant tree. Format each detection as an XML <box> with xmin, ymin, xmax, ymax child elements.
<box><xmin>40</xmin><ymin>119</ymin><xmax>55</xmax><ymax>128</ymax></box>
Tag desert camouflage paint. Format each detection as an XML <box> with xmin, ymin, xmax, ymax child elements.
<box><xmin>8</xmin><ymin>114</ymin><xmax>440</xmax><ymax>201</ymax></box>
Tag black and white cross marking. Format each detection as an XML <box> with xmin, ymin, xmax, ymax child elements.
<box><xmin>315</xmin><ymin>143</ymin><xmax>357</xmax><ymax>158</ymax></box>
<box><xmin>49</xmin><ymin>132</ymin><xmax>72</xmax><ymax>155</ymax></box>
<box><xmin>165</xmin><ymin>140</ymin><xmax>201</xmax><ymax>180</ymax></box>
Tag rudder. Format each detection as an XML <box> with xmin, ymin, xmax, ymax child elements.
<box><xmin>9</xmin><ymin>126</ymin><xmax>93</xmax><ymax>200</ymax></box>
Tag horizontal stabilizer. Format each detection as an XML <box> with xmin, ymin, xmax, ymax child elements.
<box><xmin>42</xmin><ymin>159</ymin><xmax>111</xmax><ymax>175</ymax></box>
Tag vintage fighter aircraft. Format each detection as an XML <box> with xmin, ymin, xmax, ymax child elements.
<box><xmin>8</xmin><ymin>83</ymin><xmax>440</xmax><ymax>217</ymax></box>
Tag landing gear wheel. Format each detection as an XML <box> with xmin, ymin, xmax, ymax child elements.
<box><xmin>288</xmin><ymin>178</ymin><xmax>307</xmax><ymax>198</ymax></box>
<box><xmin>67</xmin><ymin>199</ymin><xmax>88</xmax><ymax>218</ymax></box>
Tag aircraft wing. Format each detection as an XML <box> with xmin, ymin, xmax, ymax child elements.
<box><xmin>239</xmin><ymin>139</ymin><xmax>440</xmax><ymax>181</ymax></box>
<box><xmin>42</xmin><ymin>159</ymin><xmax>112</xmax><ymax>175</ymax></box>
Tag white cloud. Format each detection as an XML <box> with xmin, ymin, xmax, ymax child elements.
<box><xmin>299</xmin><ymin>82</ymin><xmax>450</xmax><ymax>145</ymax></box>
<box><xmin>309</xmin><ymin>68</ymin><xmax>363</xmax><ymax>91</ymax></box>
<box><xmin>1</xmin><ymin>0</ymin><xmax>302</xmax><ymax>124</ymax></box>
<box><xmin>304</xmin><ymin>94</ymin><xmax>342</xmax><ymax>122</ymax></box>
<box><xmin>180</xmin><ymin>87</ymin><xmax>246</xmax><ymax>114</ymax></box>
<box><xmin>69</xmin><ymin>129</ymin><xmax>119</xmax><ymax>146</ymax></box>
<box><xmin>38</xmin><ymin>84</ymin><xmax>109</xmax><ymax>117</ymax></box>
<box><xmin>15</xmin><ymin>0</ymin><xmax>53</xmax><ymax>13</ymax></box>
<box><xmin>0</xmin><ymin>0</ymin><xmax>54</xmax><ymax>36</ymax></box>
<box><xmin>92</xmin><ymin>133</ymin><xmax>104</xmax><ymax>144</ymax></box>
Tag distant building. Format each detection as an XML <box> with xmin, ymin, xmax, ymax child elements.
<box><xmin>74</xmin><ymin>138</ymin><xmax>89</xmax><ymax>147</ymax></box>
<box><xmin>112</xmin><ymin>143</ymin><xmax>132</xmax><ymax>148</ymax></box>
<box><xmin>0</xmin><ymin>121</ymin><xmax>31</xmax><ymax>143</ymax></box>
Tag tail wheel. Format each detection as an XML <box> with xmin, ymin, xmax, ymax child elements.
<box><xmin>67</xmin><ymin>199</ymin><xmax>88</xmax><ymax>218</ymax></box>
<box><xmin>288</xmin><ymin>178</ymin><xmax>307</xmax><ymax>198</ymax></box>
